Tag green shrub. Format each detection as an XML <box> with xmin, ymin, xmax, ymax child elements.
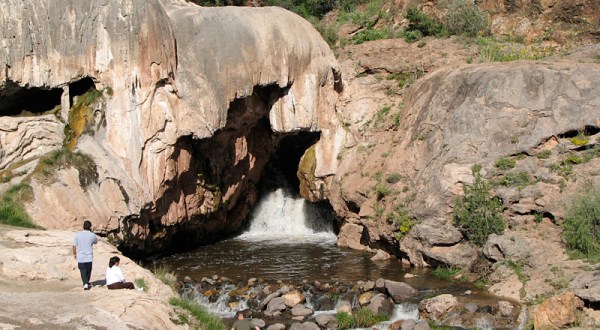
<box><xmin>496</xmin><ymin>172</ymin><xmax>532</xmax><ymax>189</ymax></box>
<box><xmin>444</xmin><ymin>0</ymin><xmax>488</xmax><ymax>37</ymax></box>
<box><xmin>388</xmin><ymin>205</ymin><xmax>414</xmax><ymax>240</ymax></box>
<box><xmin>431</xmin><ymin>266</ymin><xmax>461</xmax><ymax>280</ymax></box>
<box><xmin>454</xmin><ymin>165</ymin><xmax>504</xmax><ymax>246</ymax></box>
<box><xmin>562</xmin><ymin>186</ymin><xmax>600</xmax><ymax>261</ymax></box>
<box><xmin>354</xmin><ymin>308</ymin><xmax>389</xmax><ymax>327</ymax></box>
<box><xmin>337</xmin><ymin>312</ymin><xmax>356</xmax><ymax>330</ymax></box>
<box><xmin>375</xmin><ymin>184</ymin><xmax>392</xmax><ymax>199</ymax></box>
<box><xmin>386</xmin><ymin>173</ymin><xmax>402</xmax><ymax>184</ymax></box>
<box><xmin>405</xmin><ymin>7</ymin><xmax>446</xmax><ymax>38</ymax></box>
<box><xmin>351</xmin><ymin>28</ymin><xmax>390</xmax><ymax>44</ymax></box>
<box><xmin>169</xmin><ymin>297</ymin><xmax>225</xmax><ymax>330</ymax></box>
<box><xmin>495</xmin><ymin>157</ymin><xmax>516</xmax><ymax>170</ymax></box>
<box><xmin>337</xmin><ymin>309</ymin><xmax>388</xmax><ymax>329</ymax></box>
<box><xmin>402</xmin><ymin>30</ymin><xmax>424</xmax><ymax>43</ymax></box>
<box><xmin>536</xmin><ymin>150</ymin><xmax>552</xmax><ymax>159</ymax></box>
<box><xmin>563</xmin><ymin>154</ymin><xmax>584</xmax><ymax>165</ymax></box>
<box><xmin>0</xmin><ymin>183</ymin><xmax>41</xmax><ymax>229</ymax></box>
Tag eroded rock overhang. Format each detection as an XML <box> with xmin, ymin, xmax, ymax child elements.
<box><xmin>0</xmin><ymin>0</ymin><xmax>344</xmax><ymax>256</ymax></box>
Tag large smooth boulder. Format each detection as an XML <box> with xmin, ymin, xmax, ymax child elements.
<box><xmin>384</xmin><ymin>280</ymin><xmax>419</xmax><ymax>303</ymax></box>
<box><xmin>533</xmin><ymin>292</ymin><xmax>584</xmax><ymax>329</ymax></box>
<box><xmin>291</xmin><ymin>304</ymin><xmax>314</xmax><ymax>317</ymax></box>
<box><xmin>283</xmin><ymin>291</ymin><xmax>306</xmax><ymax>308</ymax></box>
<box><xmin>265</xmin><ymin>297</ymin><xmax>286</xmax><ymax>317</ymax></box>
<box><xmin>483</xmin><ymin>233</ymin><xmax>531</xmax><ymax>262</ymax></box>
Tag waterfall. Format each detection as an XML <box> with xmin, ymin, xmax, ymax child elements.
<box><xmin>238</xmin><ymin>186</ymin><xmax>336</xmax><ymax>243</ymax></box>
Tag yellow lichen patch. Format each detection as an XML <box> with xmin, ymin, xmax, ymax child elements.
<box><xmin>297</xmin><ymin>143</ymin><xmax>317</xmax><ymax>199</ymax></box>
<box><xmin>65</xmin><ymin>89</ymin><xmax>103</xmax><ymax>151</ymax></box>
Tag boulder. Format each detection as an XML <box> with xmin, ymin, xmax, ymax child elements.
<box><xmin>533</xmin><ymin>292</ymin><xmax>584</xmax><ymax>329</ymax></box>
<box><xmin>419</xmin><ymin>294</ymin><xmax>458</xmax><ymax>322</ymax></box>
<box><xmin>358</xmin><ymin>291</ymin><xmax>374</xmax><ymax>306</ymax></box>
<box><xmin>483</xmin><ymin>234</ymin><xmax>531</xmax><ymax>262</ymax></box>
<box><xmin>266</xmin><ymin>324</ymin><xmax>286</xmax><ymax>330</ymax></box>
<box><xmin>569</xmin><ymin>270</ymin><xmax>600</xmax><ymax>303</ymax></box>
<box><xmin>290</xmin><ymin>322</ymin><xmax>320</xmax><ymax>330</ymax></box>
<box><xmin>464</xmin><ymin>303</ymin><xmax>479</xmax><ymax>313</ymax></box>
<box><xmin>362</xmin><ymin>280</ymin><xmax>375</xmax><ymax>291</ymax></box>
<box><xmin>291</xmin><ymin>304</ymin><xmax>313</xmax><ymax>317</ymax></box>
<box><xmin>315</xmin><ymin>314</ymin><xmax>337</xmax><ymax>329</ymax></box>
<box><xmin>411</xmin><ymin>222</ymin><xmax>463</xmax><ymax>246</ymax></box>
<box><xmin>497</xmin><ymin>301</ymin><xmax>514</xmax><ymax>318</ymax></box>
<box><xmin>336</xmin><ymin>300</ymin><xmax>352</xmax><ymax>314</ymax></box>
<box><xmin>265</xmin><ymin>297</ymin><xmax>286</xmax><ymax>317</ymax></box>
<box><xmin>384</xmin><ymin>280</ymin><xmax>419</xmax><ymax>303</ymax></box>
<box><xmin>337</xmin><ymin>223</ymin><xmax>367</xmax><ymax>250</ymax></box>
<box><xmin>371</xmin><ymin>249</ymin><xmax>391</xmax><ymax>261</ymax></box>
<box><xmin>283</xmin><ymin>291</ymin><xmax>305</xmax><ymax>308</ymax></box>
<box><xmin>414</xmin><ymin>321</ymin><xmax>430</xmax><ymax>330</ymax></box>
<box><xmin>251</xmin><ymin>319</ymin><xmax>266</xmax><ymax>328</ymax></box>
<box><xmin>366</xmin><ymin>293</ymin><xmax>395</xmax><ymax>317</ymax></box>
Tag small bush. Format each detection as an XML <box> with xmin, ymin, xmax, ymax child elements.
<box><xmin>169</xmin><ymin>297</ymin><xmax>225</xmax><ymax>330</ymax></box>
<box><xmin>431</xmin><ymin>266</ymin><xmax>461</xmax><ymax>280</ymax></box>
<box><xmin>0</xmin><ymin>183</ymin><xmax>41</xmax><ymax>229</ymax></box>
<box><xmin>496</xmin><ymin>172</ymin><xmax>532</xmax><ymax>189</ymax></box>
<box><xmin>354</xmin><ymin>308</ymin><xmax>389</xmax><ymax>327</ymax></box>
<box><xmin>563</xmin><ymin>154</ymin><xmax>584</xmax><ymax>165</ymax></box>
<box><xmin>375</xmin><ymin>184</ymin><xmax>392</xmax><ymax>199</ymax></box>
<box><xmin>562</xmin><ymin>186</ymin><xmax>600</xmax><ymax>261</ymax></box>
<box><xmin>454</xmin><ymin>165</ymin><xmax>504</xmax><ymax>246</ymax></box>
<box><xmin>444</xmin><ymin>0</ymin><xmax>489</xmax><ymax>37</ymax></box>
<box><xmin>386</xmin><ymin>173</ymin><xmax>402</xmax><ymax>184</ymax></box>
<box><xmin>351</xmin><ymin>28</ymin><xmax>390</xmax><ymax>44</ymax></box>
<box><xmin>405</xmin><ymin>7</ymin><xmax>446</xmax><ymax>38</ymax></box>
<box><xmin>388</xmin><ymin>205</ymin><xmax>414</xmax><ymax>240</ymax></box>
<box><xmin>495</xmin><ymin>157</ymin><xmax>516</xmax><ymax>170</ymax></box>
<box><xmin>337</xmin><ymin>309</ymin><xmax>388</xmax><ymax>330</ymax></box>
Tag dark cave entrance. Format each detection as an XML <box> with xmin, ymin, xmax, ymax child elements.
<box><xmin>0</xmin><ymin>81</ymin><xmax>63</xmax><ymax>116</ymax></box>
<box><xmin>68</xmin><ymin>77</ymin><xmax>96</xmax><ymax>105</ymax></box>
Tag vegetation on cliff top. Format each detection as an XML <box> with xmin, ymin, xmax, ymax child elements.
<box><xmin>170</xmin><ymin>296</ymin><xmax>226</xmax><ymax>330</ymax></box>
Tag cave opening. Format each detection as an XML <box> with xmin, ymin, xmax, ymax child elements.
<box><xmin>68</xmin><ymin>77</ymin><xmax>96</xmax><ymax>105</ymax></box>
<box><xmin>0</xmin><ymin>81</ymin><xmax>63</xmax><ymax>116</ymax></box>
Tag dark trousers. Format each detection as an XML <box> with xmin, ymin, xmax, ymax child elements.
<box><xmin>107</xmin><ymin>282</ymin><xmax>135</xmax><ymax>290</ymax></box>
<box><xmin>78</xmin><ymin>262</ymin><xmax>93</xmax><ymax>285</ymax></box>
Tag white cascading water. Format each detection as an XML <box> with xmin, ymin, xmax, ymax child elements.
<box><xmin>238</xmin><ymin>187</ymin><xmax>336</xmax><ymax>243</ymax></box>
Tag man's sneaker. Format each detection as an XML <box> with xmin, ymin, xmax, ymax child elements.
<box><xmin>83</xmin><ymin>284</ymin><xmax>90</xmax><ymax>290</ymax></box>
<box><xmin>136</xmin><ymin>287</ymin><xmax>144</xmax><ymax>292</ymax></box>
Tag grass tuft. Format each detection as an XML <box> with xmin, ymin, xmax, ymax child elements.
<box><xmin>0</xmin><ymin>183</ymin><xmax>42</xmax><ymax>229</ymax></box>
<box><xmin>169</xmin><ymin>297</ymin><xmax>225</xmax><ymax>330</ymax></box>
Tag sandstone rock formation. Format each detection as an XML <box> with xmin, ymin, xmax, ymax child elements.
<box><xmin>0</xmin><ymin>0</ymin><xmax>341</xmax><ymax>256</ymax></box>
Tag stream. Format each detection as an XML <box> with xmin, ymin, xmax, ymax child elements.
<box><xmin>155</xmin><ymin>185</ymin><xmax>522</xmax><ymax>328</ymax></box>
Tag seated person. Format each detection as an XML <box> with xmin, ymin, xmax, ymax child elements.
<box><xmin>105</xmin><ymin>256</ymin><xmax>136</xmax><ymax>290</ymax></box>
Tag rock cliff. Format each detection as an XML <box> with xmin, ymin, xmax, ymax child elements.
<box><xmin>0</xmin><ymin>0</ymin><xmax>341</xmax><ymax>255</ymax></box>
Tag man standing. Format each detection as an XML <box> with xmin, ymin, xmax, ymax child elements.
<box><xmin>73</xmin><ymin>220</ymin><xmax>98</xmax><ymax>290</ymax></box>
<box><xmin>231</xmin><ymin>312</ymin><xmax>260</xmax><ymax>330</ymax></box>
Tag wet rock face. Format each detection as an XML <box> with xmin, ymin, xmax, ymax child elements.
<box><xmin>0</xmin><ymin>0</ymin><xmax>340</xmax><ymax>255</ymax></box>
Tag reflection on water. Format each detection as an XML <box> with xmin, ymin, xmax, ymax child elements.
<box><xmin>156</xmin><ymin>237</ymin><xmax>411</xmax><ymax>283</ymax></box>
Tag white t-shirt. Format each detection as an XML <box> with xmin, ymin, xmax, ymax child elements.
<box><xmin>106</xmin><ymin>266</ymin><xmax>125</xmax><ymax>285</ymax></box>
